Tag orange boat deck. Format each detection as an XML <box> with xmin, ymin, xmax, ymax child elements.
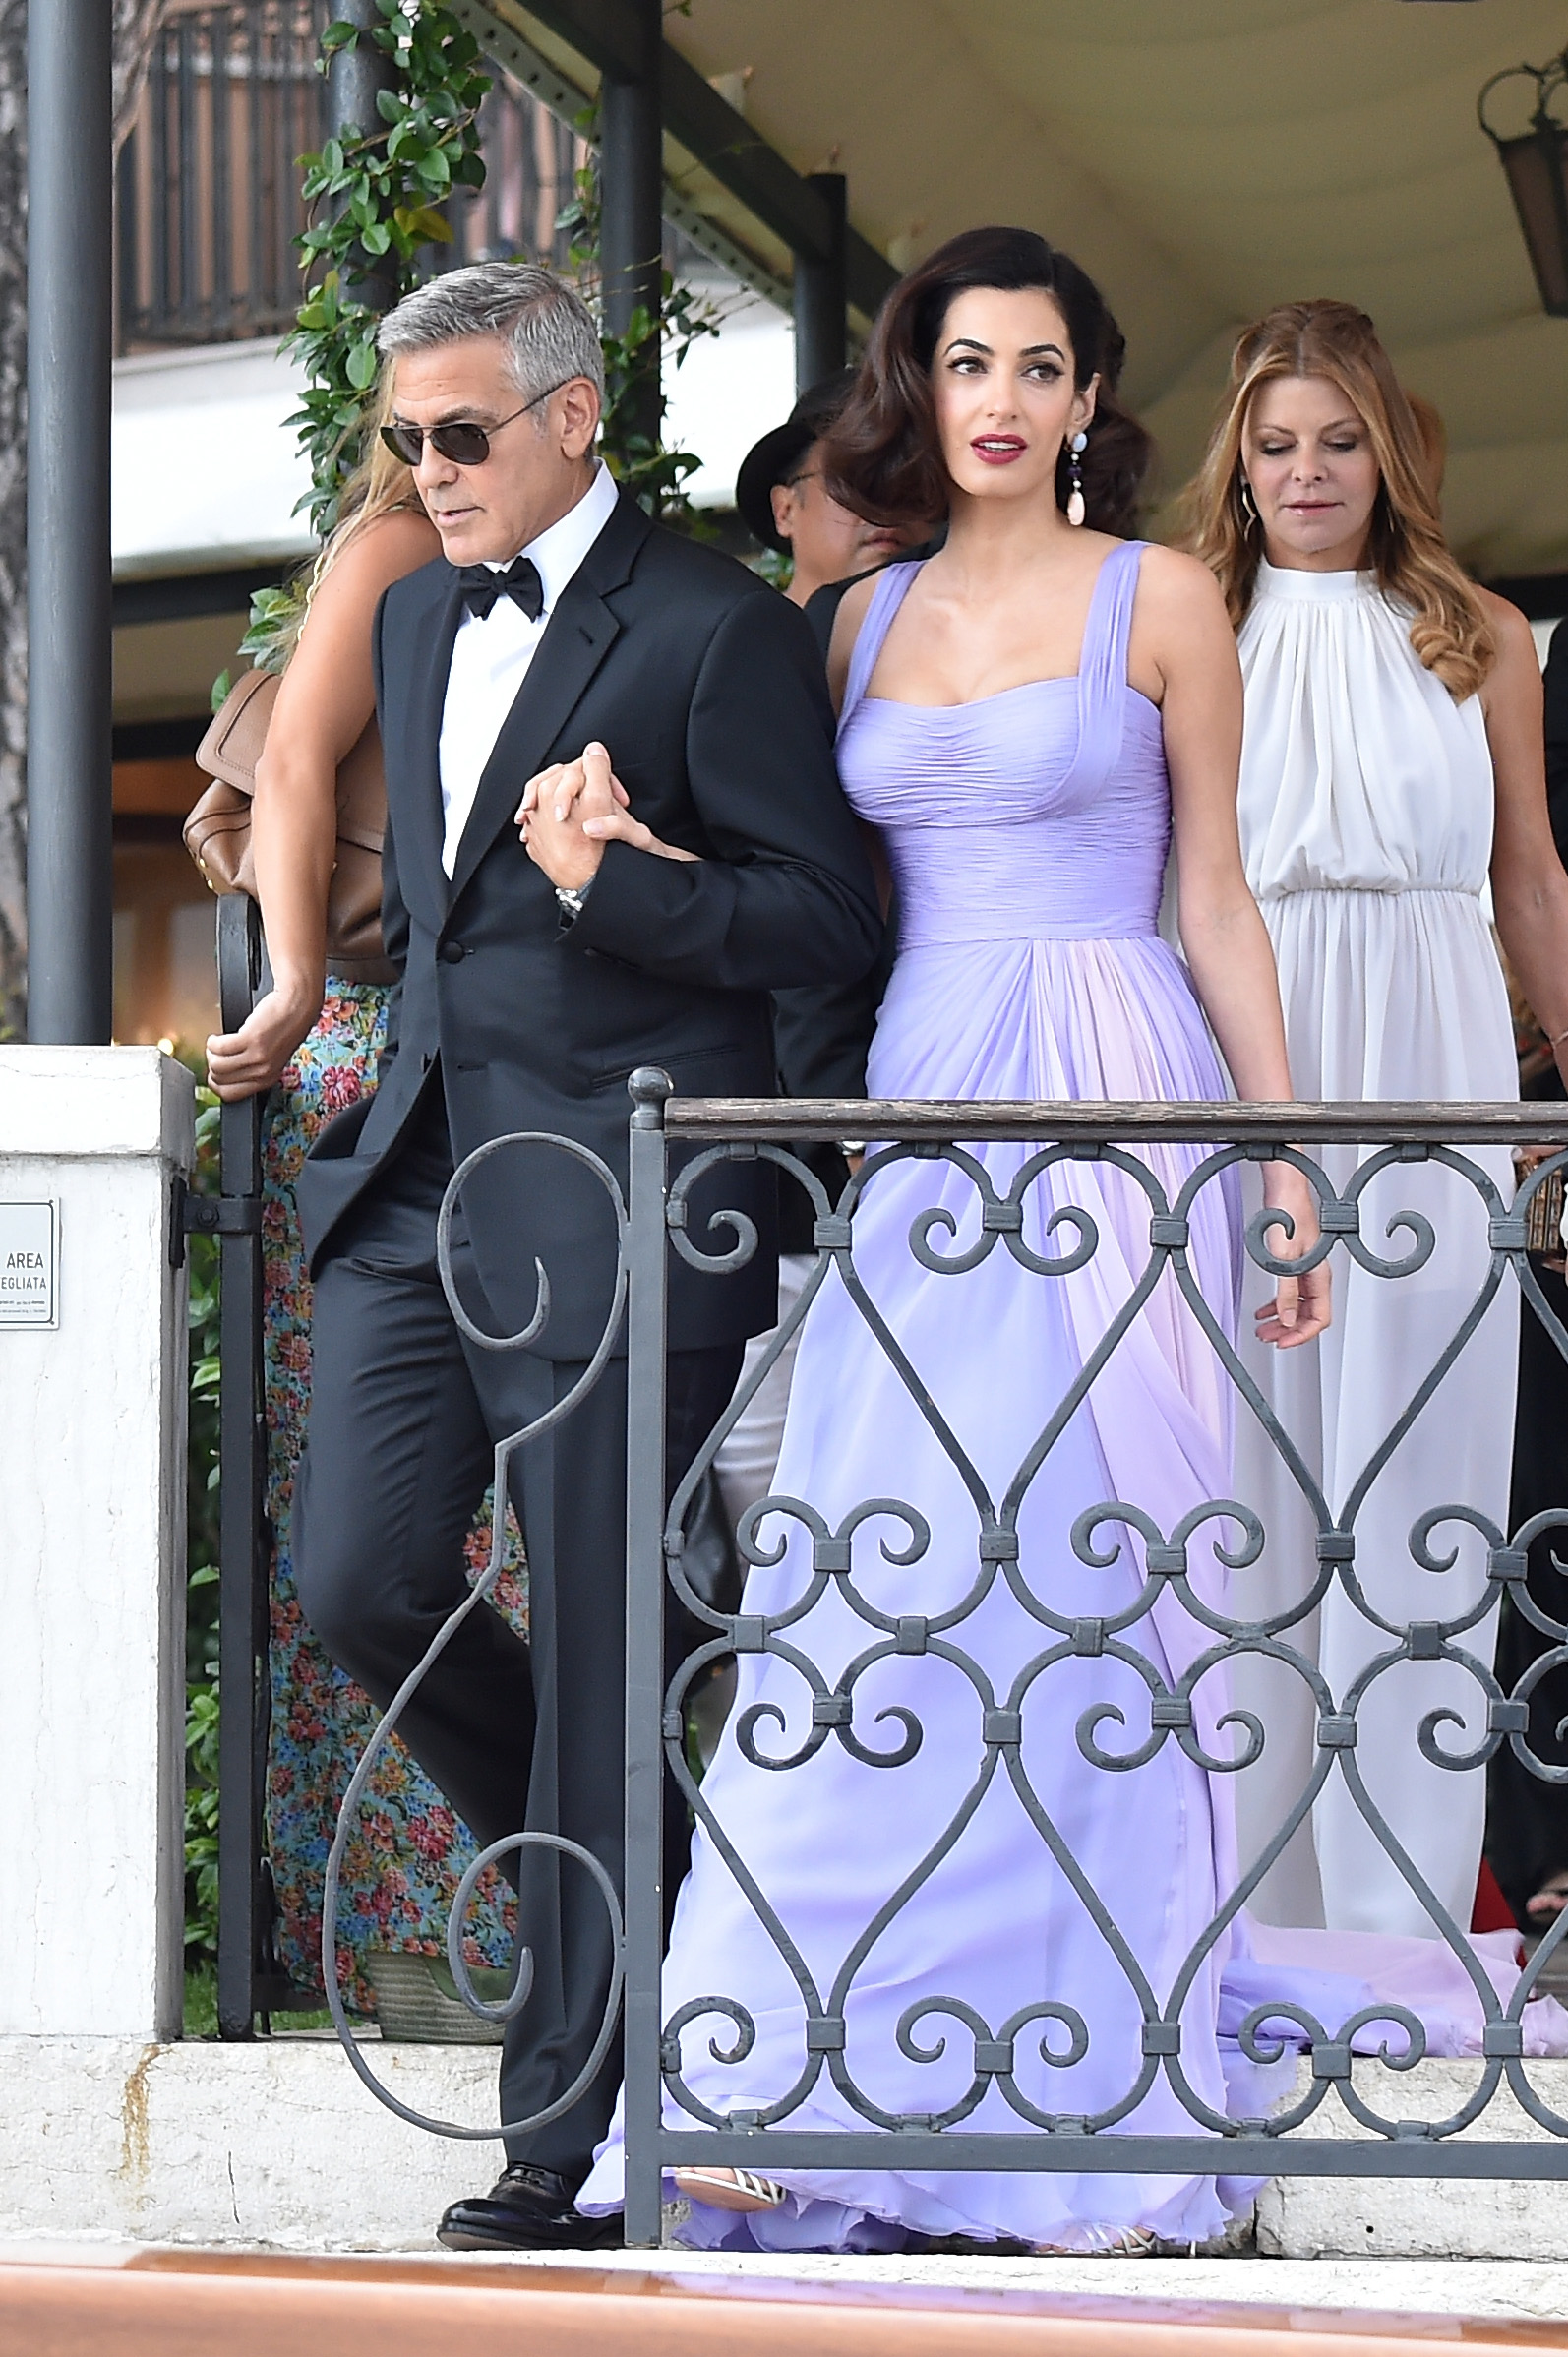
<box><xmin>9</xmin><ymin>2247</ymin><xmax>1568</xmax><ymax>2357</ymax></box>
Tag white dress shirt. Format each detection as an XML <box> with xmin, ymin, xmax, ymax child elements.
<box><xmin>437</xmin><ymin>458</ymin><xmax>620</xmax><ymax>877</ymax></box>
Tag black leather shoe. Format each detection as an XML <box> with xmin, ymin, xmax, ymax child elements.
<box><xmin>437</xmin><ymin>2163</ymin><xmax>623</xmax><ymax>2252</ymax></box>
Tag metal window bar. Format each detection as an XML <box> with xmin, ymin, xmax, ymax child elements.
<box><xmin>316</xmin><ymin>1082</ymin><xmax>1568</xmax><ymax>2229</ymax></box>
<box><xmin>211</xmin><ymin>7</ymin><xmax>232</xmax><ymax>330</ymax></box>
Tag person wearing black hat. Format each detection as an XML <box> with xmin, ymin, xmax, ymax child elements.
<box><xmin>735</xmin><ymin>369</ymin><xmax>918</xmax><ymax>609</ymax></box>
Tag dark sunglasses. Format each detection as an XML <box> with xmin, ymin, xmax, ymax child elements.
<box><xmin>380</xmin><ymin>376</ymin><xmax>572</xmax><ymax>467</ymax></box>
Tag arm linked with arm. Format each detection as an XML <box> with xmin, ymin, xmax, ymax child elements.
<box><xmin>566</xmin><ymin>589</ymin><xmax>882</xmax><ymax>992</ymax></box>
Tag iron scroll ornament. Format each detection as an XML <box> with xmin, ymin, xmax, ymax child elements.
<box><xmin>310</xmin><ymin>1087</ymin><xmax>1568</xmax><ymax>2175</ymax></box>
<box><xmin>643</xmin><ymin>1113</ymin><xmax>1568</xmax><ymax>2157</ymax></box>
<box><xmin>321</xmin><ymin>1128</ymin><xmax>630</xmax><ymax>2141</ymax></box>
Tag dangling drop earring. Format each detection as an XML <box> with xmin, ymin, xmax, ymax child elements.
<box><xmin>1239</xmin><ymin>476</ymin><xmax>1257</xmax><ymax>526</ymax></box>
<box><xmin>1066</xmin><ymin>430</ymin><xmax>1088</xmax><ymax>528</ymax></box>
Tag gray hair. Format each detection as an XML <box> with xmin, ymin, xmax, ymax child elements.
<box><xmin>377</xmin><ymin>261</ymin><xmax>605</xmax><ymax>405</ymax></box>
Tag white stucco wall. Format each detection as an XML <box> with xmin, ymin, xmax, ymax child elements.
<box><xmin>111</xmin><ymin>295</ymin><xmax>797</xmax><ymax>582</ymax></box>
<box><xmin>0</xmin><ymin>1050</ymin><xmax>194</xmax><ymax>2038</ymax></box>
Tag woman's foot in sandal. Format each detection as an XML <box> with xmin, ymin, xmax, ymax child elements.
<box><xmin>673</xmin><ymin>2166</ymin><xmax>787</xmax><ymax>2214</ymax></box>
<box><xmin>1527</xmin><ymin>1870</ymin><xmax>1568</xmax><ymax>1924</ymax></box>
<box><xmin>1035</xmin><ymin>2224</ymin><xmax>1157</xmax><ymax>2257</ymax></box>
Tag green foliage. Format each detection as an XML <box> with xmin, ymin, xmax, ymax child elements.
<box><xmin>183</xmin><ymin>1963</ymin><xmax>219</xmax><ymax>2039</ymax></box>
<box><xmin>283</xmin><ymin>7</ymin><xmax>716</xmax><ymax>546</ymax></box>
<box><xmin>185</xmin><ymin>1091</ymin><xmax>223</xmax><ymax>1974</ymax></box>
<box><xmin>752</xmin><ymin>546</ymin><xmax>793</xmax><ymax>591</ymax></box>
<box><xmin>238</xmin><ymin>583</ymin><xmax>310</xmax><ymax>675</ymax></box>
<box><xmin>287</xmin><ymin>0</ymin><xmax>491</xmax><ymax>534</ymax></box>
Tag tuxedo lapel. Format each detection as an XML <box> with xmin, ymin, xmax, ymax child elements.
<box><xmin>446</xmin><ymin>490</ymin><xmax>653</xmax><ymax>905</ymax></box>
<box><xmin>387</xmin><ymin>564</ymin><xmax>462</xmax><ymax>935</ymax></box>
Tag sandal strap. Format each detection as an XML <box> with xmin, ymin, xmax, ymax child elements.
<box><xmin>675</xmin><ymin>2166</ymin><xmax>785</xmax><ymax>2207</ymax></box>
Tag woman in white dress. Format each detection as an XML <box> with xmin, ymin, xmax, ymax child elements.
<box><xmin>1185</xmin><ymin>300</ymin><xmax>1568</xmax><ymax>1941</ymax></box>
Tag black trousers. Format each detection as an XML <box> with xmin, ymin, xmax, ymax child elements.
<box><xmin>294</xmin><ymin>1093</ymin><xmax>741</xmax><ymax>2178</ymax></box>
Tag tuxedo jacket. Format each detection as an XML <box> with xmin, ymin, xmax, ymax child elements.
<box><xmin>296</xmin><ymin>487</ymin><xmax>883</xmax><ymax>1361</ymax></box>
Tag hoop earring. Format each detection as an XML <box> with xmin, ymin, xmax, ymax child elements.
<box><xmin>1066</xmin><ymin>430</ymin><xmax>1088</xmax><ymax>528</ymax></box>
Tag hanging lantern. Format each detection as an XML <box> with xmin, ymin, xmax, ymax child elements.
<box><xmin>1478</xmin><ymin>47</ymin><xmax>1568</xmax><ymax>318</ymax></box>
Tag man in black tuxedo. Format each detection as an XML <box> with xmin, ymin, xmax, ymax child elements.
<box><xmin>292</xmin><ymin>262</ymin><xmax>881</xmax><ymax>2249</ymax></box>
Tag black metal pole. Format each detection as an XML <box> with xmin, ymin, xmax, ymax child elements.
<box><xmin>328</xmin><ymin>0</ymin><xmax>399</xmax><ymax>311</ymax></box>
<box><xmin>623</xmin><ymin>1069</ymin><xmax>673</xmax><ymax>2249</ymax></box>
<box><xmin>793</xmin><ymin>171</ymin><xmax>847</xmax><ymax>396</ymax></box>
<box><xmin>214</xmin><ymin>896</ymin><xmax>267</xmax><ymax>2042</ymax></box>
<box><xmin>27</xmin><ymin>0</ymin><xmax>115</xmax><ymax>1043</ymax></box>
<box><xmin>599</xmin><ymin>0</ymin><xmax>662</xmax><ymax>457</ymax></box>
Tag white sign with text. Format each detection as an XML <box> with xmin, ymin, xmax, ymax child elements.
<box><xmin>0</xmin><ymin>1201</ymin><xmax>58</xmax><ymax>1328</ymax></box>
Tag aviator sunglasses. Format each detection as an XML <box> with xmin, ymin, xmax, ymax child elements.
<box><xmin>380</xmin><ymin>376</ymin><xmax>573</xmax><ymax>467</ymax></box>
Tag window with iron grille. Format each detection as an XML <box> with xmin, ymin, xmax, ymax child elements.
<box><xmin>115</xmin><ymin>0</ymin><xmax>587</xmax><ymax>353</ymax></box>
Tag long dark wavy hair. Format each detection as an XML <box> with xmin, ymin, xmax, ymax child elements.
<box><xmin>822</xmin><ymin>226</ymin><xmax>1153</xmax><ymax>538</ymax></box>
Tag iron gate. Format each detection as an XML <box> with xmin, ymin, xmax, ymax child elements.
<box><xmin>310</xmin><ymin>1071</ymin><xmax>1568</xmax><ymax>2242</ymax></box>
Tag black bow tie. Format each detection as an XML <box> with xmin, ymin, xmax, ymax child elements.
<box><xmin>453</xmin><ymin>554</ymin><xmax>544</xmax><ymax>622</ymax></box>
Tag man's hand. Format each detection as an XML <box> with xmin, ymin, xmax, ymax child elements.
<box><xmin>517</xmin><ymin>741</ymin><xmax>620</xmax><ymax>889</ymax></box>
<box><xmin>516</xmin><ymin>740</ymin><xmax>624</xmax><ymax>834</ymax></box>
<box><xmin>517</xmin><ymin>739</ymin><xmax>699</xmax><ymax>885</ymax></box>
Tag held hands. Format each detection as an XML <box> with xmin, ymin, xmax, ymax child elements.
<box><xmin>515</xmin><ymin>741</ymin><xmax>697</xmax><ymax>888</ymax></box>
<box><xmin>206</xmin><ymin>980</ymin><xmax>321</xmax><ymax>1102</ymax></box>
<box><xmin>1252</xmin><ymin>1160</ymin><xmax>1333</xmax><ymax>1350</ymax></box>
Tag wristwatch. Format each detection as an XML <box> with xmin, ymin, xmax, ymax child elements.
<box><xmin>555</xmin><ymin>880</ymin><xmax>592</xmax><ymax>923</ymax></box>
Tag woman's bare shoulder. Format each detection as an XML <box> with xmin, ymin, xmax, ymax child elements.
<box><xmin>1133</xmin><ymin>540</ymin><xmax>1225</xmax><ymax>610</ymax></box>
<box><xmin>826</xmin><ymin>570</ymin><xmax>883</xmax><ymax>710</ymax></box>
<box><xmin>298</xmin><ymin>506</ymin><xmax>440</xmax><ymax>648</ymax></box>
<box><xmin>334</xmin><ymin>503</ymin><xmax>442</xmax><ymax>589</ymax></box>
<box><xmin>1476</xmin><ymin>583</ymin><xmax>1537</xmax><ymax>661</ymax></box>
<box><xmin>831</xmin><ymin>569</ymin><xmax>880</xmax><ymax>647</ymax></box>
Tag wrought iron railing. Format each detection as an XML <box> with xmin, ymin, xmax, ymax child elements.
<box><xmin>116</xmin><ymin>1</ymin><xmax>585</xmax><ymax>352</ymax></box>
<box><xmin>313</xmin><ymin>1076</ymin><xmax>1568</xmax><ymax>2238</ymax></box>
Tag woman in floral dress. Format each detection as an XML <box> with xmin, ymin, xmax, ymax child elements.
<box><xmin>206</xmin><ymin>393</ymin><xmax>525</xmax><ymax>2013</ymax></box>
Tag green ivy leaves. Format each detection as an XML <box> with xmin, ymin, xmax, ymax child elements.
<box><xmin>281</xmin><ymin>4</ymin><xmax>720</xmax><ymax>557</ymax></box>
<box><xmin>287</xmin><ymin>0</ymin><xmax>491</xmax><ymax>535</ymax></box>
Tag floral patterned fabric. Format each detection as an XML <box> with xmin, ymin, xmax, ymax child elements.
<box><xmin>262</xmin><ymin>979</ymin><xmax>527</xmax><ymax>2014</ymax></box>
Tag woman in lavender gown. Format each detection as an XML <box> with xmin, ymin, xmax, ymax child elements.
<box><xmin>579</xmin><ymin>228</ymin><xmax>1332</xmax><ymax>2254</ymax></box>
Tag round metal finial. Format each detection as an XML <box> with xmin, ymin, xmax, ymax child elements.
<box><xmin>629</xmin><ymin>1065</ymin><xmax>674</xmax><ymax>1115</ymax></box>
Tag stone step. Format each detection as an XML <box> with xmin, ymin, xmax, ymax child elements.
<box><xmin>5</xmin><ymin>2036</ymin><xmax>1567</xmax><ymax>2263</ymax></box>
<box><xmin>1260</xmin><ymin>2057</ymin><xmax>1568</xmax><ymax>2261</ymax></box>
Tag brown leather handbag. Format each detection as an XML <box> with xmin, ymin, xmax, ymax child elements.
<box><xmin>184</xmin><ymin>668</ymin><xmax>396</xmax><ymax>985</ymax></box>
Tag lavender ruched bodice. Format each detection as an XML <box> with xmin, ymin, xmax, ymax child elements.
<box><xmin>835</xmin><ymin>541</ymin><xmax>1169</xmax><ymax>947</ymax></box>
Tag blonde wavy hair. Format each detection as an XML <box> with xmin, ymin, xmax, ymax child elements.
<box><xmin>1182</xmin><ymin>300</ymin><xmax>1492</xmax><ymax>700</ymax></box>
<box><xmin>269</xmin><ymin>370</ymin><xmax>426</xmax><ymax>665</ymax></box>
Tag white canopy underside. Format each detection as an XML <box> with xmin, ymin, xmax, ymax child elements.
<box><xmin>659</xmin><ymin>0</ymin><xmax>1568</xmax><ymax>577</ymax></box>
